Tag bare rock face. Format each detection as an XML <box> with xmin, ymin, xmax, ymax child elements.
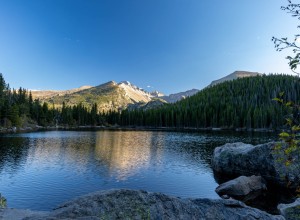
<box><xmin>2</xmin><ymin>189</ymin><xmax>284</xmax><ymax>220</ymax></box>
<box><xmin>278</xmin><ymin>198</ymin><xmax>300</xmax><ymax>220</ymax></box>
<box><xmin>216</xmin><ymin>175</ymin><xmax>267</xmax><ymax>202</ymax></box>
<box><xmin>211</xmin><ymin>142</ymin><xmax>300</xmax><ymax>189</ymax></box>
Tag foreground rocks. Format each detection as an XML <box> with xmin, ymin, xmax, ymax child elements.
<box><xmin>215</xmin><ymin>175</ymin><xmax>267</xmax><ymax>202</ymax></box>
<box><xmin>0</xmin><ymin>189</ymin><xmax>284</xmax><ymax>220</ymax></box>
<box><xmin>212</xmin><ymin>142</ymin><xmax>300</xmax><ymax>189</ymax></box>
<box><xmin>0</xmin><ymin>208</ymin><xmax>48</xmax><ymax>220</ymax></box>
<box><xmin>278</xmin><ymin>198</ymin><xmax>300</xmax><ymax>220</ymax></box>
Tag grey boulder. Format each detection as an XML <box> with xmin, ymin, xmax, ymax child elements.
<box><xmin>212</xmin><ymin>142</ymin><xmax>300</xmax><ymax>188</ymax></box>
<box><xmin>216</xmin><ymin>175</ymin><xmax>267</xmax><ymax>202</ymax></box>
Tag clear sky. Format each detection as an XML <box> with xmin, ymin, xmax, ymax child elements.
<box><xmin>0</xmin><ymin>0</ymin><xmax>298</xmax><ymax>94</ymax></box>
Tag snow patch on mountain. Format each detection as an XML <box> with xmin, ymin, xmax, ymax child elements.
<box><xmin>150</xmin><ymin>91</ymin><xmax>165</xmax><ymax>98</ymax></box>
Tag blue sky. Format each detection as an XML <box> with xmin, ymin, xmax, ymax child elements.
<box><xmin>0</xmin><ymin>0</ymin><xmax>298</xmax><ymax>94</ymax></box>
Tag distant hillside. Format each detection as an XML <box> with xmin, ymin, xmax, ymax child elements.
<box><xmin>209</xmin><ymin>71</ymin><xmax>261</xmax><ymax>87</ymax></box>
<box><xmin>31</xmin><ymin>85</ymin><xmax>93</xmax><ymax>99</ymax></box>
<box><xmin>32</xmin><ymin>81</ymin><xmax>157</xmax><ymax>112</ymax></box>
<box><xmin>161</xmin><ymin>89</ymin><xmax>199</xmax><ymax>103</ymax></box>
<box><xmin>108</xmin><ymin>74</ymin><xmax>300</xmax><ymax>129</ymax></box>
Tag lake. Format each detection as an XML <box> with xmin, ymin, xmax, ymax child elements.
<box><xmin>0</xmin><ymin>130</ymin><xmax>276</xmax><ymax>211</ymax></box>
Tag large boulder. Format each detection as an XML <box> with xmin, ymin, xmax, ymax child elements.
<box><xmin>216</xmin><ymin>175</ymin><xmax>267</xmax><ymax>202</ymax></box>
<box><xmin>1</xmin><ymin>189</ymin><xmax>284</xmax><ymax>220</ymax></box>
<box><xmin>212</xmin><ymin>142</ymin><xmax>300</xmax><ymax>189</ymax></box>
<box><xmin>278</xmin><ymin>198</ymin><xmax>300</xmax><ymax>220</ymax></box>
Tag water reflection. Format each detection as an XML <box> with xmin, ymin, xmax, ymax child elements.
<box><xmin>25</xmin><ymin>133</ymin><xmax>96</xmax><ymax>174</ymax></box>
<box><xmin>0</xmin><ymin>130</ymin><xmax>277</xmax><ymax>210</ymax></box>
<box><xmin>0</xmin><ymin>137</ymin><xmax>30</xmax><ymax>174</ymax></box>
<box><xmin>94</xmin><ymin>131</ymin><xmax>164</xmax><ymax>180</ymax></box>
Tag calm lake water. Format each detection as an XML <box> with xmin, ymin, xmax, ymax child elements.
<box><xmin>0</xmin><ymin>130</ymin><xmax>276</xmax><ymax>211</ymax></box>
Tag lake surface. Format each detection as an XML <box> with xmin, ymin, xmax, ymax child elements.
<box><xmin>0</xmin><ymin>130</ymin><xmax>276</xmax><ymax>211</ymax></box>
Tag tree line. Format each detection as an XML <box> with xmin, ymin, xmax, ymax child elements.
<box><xmin>0</xmin><ymin>73</ymin><xmax>103</xmax><ymax>128</ymax></box>
<box><xmin>106</xmin><ymin>74</ymin><xmax>300</xmax><ymax>130</ymax></box>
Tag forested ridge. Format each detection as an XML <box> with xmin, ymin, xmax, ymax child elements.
<box><xmin>106</xmin><ymin>74</ymin><xmax>300</xmax><ymax>129</ymax></box>
<box><xmin>1</xmin><ymin>73</ymin><xmax>299</xmax><ymax>130</ymax></box>
<box><xmin>0</xmin><ymin>73</ymin><xmax>101</xmax><ymax>128</ymax></box>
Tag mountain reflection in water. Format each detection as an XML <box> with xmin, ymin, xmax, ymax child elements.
<box><xmin>95</xmin><ymin>131</ymin><xmax>163</xmax><ymax>180</ymax></box>
<box><xmin>0</xmin><ymin>130</ymin><xmax>275</xmax><ymax>211</ymax></box>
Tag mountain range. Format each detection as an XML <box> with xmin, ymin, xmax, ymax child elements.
<box><xmin>31</xmin><ymin>80</ymin><xmax>199</xmax><ymax>111</ymax></box>
<box><xmin>31</xmin><ymin>70</ymin><xmax>260</xmax><ymax>111</ymax></box>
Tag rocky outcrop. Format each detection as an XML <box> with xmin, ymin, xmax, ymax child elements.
<box><xmin>1</xmin><ymin>189</ymin><xmax>284</xmax><ymax>220</ymax></box>
<box><xmin>216</xmin><ymin>175</ymin><xmax>267</xmax><ymax>202</ymax></box>
<box><xmin>212</xmin><ymin>142</ymin><xmax>300</xmax><ymax>188</ymax></box>
<box><xmin>278</xmin><ymin>198</ymin><xmax>300</xmax><ymax>220</ymax></box>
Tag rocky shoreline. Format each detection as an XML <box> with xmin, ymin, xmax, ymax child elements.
<box><xmin>0</xmin><ymin>189</ymin><xmax>288</xmax><ymax>220</ymax></box>
<box><xmin>211</xmin><ymin>142</ymin><xmax>300</xmax><ymax>219</ymax></box>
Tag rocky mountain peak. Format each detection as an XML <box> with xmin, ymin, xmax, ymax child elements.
<box><xmin>209</xmin><ymin>71</ymin><xmax>262</xmax><ymax>87</ymax></box>
<box><xmin>117</xmin><ymin>81</ymin><xmax>152</xmax><ymax>103</ymax></box>
<box><xmin>118</xmin><ymin>81</ymin><xmax>141</xmax><ymax>90</ymax></box>
<box><xmin>119</xmin><ymin>81</ymin><xmax>131</xmax><ymax>86</ymax></box>
<box><xmin>104</xmin><ymin>81</ymin><xmax>117</xmax><ymax>86</ymax></box>
<box><xmin>150</xmin><ymin>91</ymin><xmax>165</xmax><ymax>97</ymax></box>
<box><xmin>161</xmin><ymin>89</ymin><xmax>199</xmax><ymax>103</ymax></box>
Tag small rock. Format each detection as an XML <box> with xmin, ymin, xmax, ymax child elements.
<box><xmin>221</xmin><ymin>195</ymin><xmax>230</xmax><ymax>199</ymax></box>
<box><xmin>278</xmin><ymin>198</ymin><xmax>300</xmax><ymax>220</ymax></box>
<box><xmin>216</xmin><ymin>175</ymin><xmax>267</xmax><ymax>202</ymax></box>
